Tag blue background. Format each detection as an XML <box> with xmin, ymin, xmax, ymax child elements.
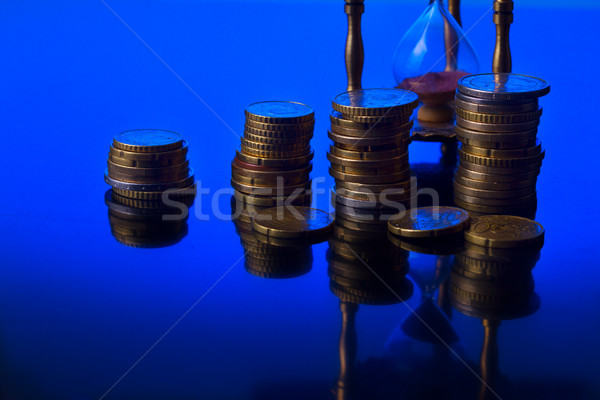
<box><xmin>0</xmin><ymin>1</ymin><xmax>599</xmax><ymax>399</ymax></box>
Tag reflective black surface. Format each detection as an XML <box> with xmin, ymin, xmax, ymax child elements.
<box><xmin>1</xmin><ymin>1</ymin><xmax>599</xmax><ymax>399</ymax></box>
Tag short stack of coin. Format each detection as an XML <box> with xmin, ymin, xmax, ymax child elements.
<box><xmin>104</xmin><ymin>129</ymin><xmax>195</xmax><ymax>201</ymax></box>
<box><xmin>328</xmin><ymin>88</ymin><xmax>419</xmax><ymax>212</ymax></box>
<box><xmin>232</xmin><ymin>101</ymin><xmax>315</xmax><ymax>208</ymax></box>
<box><xmin>453</xmin><ymin>73</ymin><xmax>550</xmax><ymax>217</ymax></box>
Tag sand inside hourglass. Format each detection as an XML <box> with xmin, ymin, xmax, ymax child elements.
<box><xmin>397</xmin><ymin>70</ymin><xmax>469</xmax><ymax>123</ymax></box>
<box><xmin>398</xmin><ymin>70</ymin><xmax>469</xmax><ymax>105</ymax></box>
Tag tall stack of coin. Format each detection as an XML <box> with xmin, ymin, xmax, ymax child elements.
<box><xmin>328</xmin><ymin>89</ymin><xmax>419</xmax><ymax>212</ymax></box>
<box><xmin>232</xmin><ymin>101</ymin><xmax>315</xmax><ymax>209</ymax></box>
<box><xmin>105</xmin><ymin>129</ymin><xmax>195</xmax><ymax>201</ymax></box>
<box><xmin>453</xmin><ymin>73</ymin><xmax>550</xmax><ymax>217</ymax></box>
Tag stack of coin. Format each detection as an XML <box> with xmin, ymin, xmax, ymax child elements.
<box><xmin>104</xmin><ymin>129</ymin><xmax>196</xmax><ymax>202</ymax></box>
<box><xmin>453</xmin><ymin>73</ymin><xmax>550</xmax><ymax>217</ymax></box>
<box><xmin>328</xmin><ymin>88</ymin><xmax>419</xmax><ymax>212</ymax></box>
<box><xmin>328</xmin><ymin>208</ymin><xmax>413</xmax><ymax>305</ymax></box>
<box><xmin>450</xmin><ymin>215</ymin><xmax>544</xmax><ymax>319</ymax></box>
<box><xmin>232</xmin><ymin>101</ymin><xmax>315</xmax><ymax>207</ymax></box>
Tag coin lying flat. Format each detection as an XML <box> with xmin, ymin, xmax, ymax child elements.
<box><xmin>245</xmin><ymin>101</ymin><xmax>314</xmax><ymax>124</ymax></box>
<box><xmin>252</xmin><ymin>207</ymin><xmax>334</xmax><ymax>239</ymax></box>
<box><xmin>332</xmin><ymin>88</ymin><xmax>419</xmax><ymax>116</ymax></box>
<box><xmin>113</xmin><ymin>129</ymin><xmax>183</xmax><ymax>153</ymax></box>
<box><xmin>388</xmin><ymin>206</ymin><xmax>471</xmax><ymax>238</ymax></box>
<box><xmin>458</xmin><ymin>73</ymin><xmax>551</xmax><ymax>100</ymax></box>
<box><xmin>464</xmin><ymin>215</ymin><xmax>544</xmax><ymax>248</ymax></box>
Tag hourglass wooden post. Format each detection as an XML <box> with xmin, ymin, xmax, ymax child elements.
<box><xmin>344</xmin><ymin>0</ymin><xmax>365</xmax><ymax>91</ymax></box>
<box><xmin>493</xmin><ymin>0</ymin><xmax>514</xmax><ymax>73</ymax></box>
<box><xmin>448</xmin><ymin>0</ymin><xmax>462</xmax><ymax>27</ymax></box>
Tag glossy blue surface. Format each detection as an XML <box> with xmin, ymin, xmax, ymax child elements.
<box><xmin>0</xmin><ymin>1</ymin><xmax>599</xmax><ymax>399</ymax></box>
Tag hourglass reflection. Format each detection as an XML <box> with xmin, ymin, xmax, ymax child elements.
<box><xmin>393</xmin><ymin>0</ymin><xmax>479</xmax><ymax>123</ymax></box>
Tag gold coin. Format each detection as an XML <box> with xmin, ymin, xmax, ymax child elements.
<box><xmin>328</xmin><ymin>130</ymin><xmax>410</xmax><ymax>147</ymax></box>
<box><xmin>458</xmin><ymin>148</ymin><xmax>545</xmax><ymax>168</ymax></box>
<box><xmin>453</xmin><ymin>173</ymin><xmax>534</xmax><ymax>191</ymax></box>
<box><xmin>329</xmin><ymin>145</ymin><xmax>405</xmax><ymax>161</ymax></box>
<box><xmin>231</xmin><ymin>162</ymin><xmax>311</xmax><ymax>179</ymax></box>
<box><xmin>240</xmin><ymin>138</ymin><xmax>307</xmax><ymax>152</ymax></box>
<box><xmin>455</xmin><ymin>125</ymin><xmax>537</xmax><ymax>143</ymax></box>
<box><xmin>336</xmin><ymin>178</ymin><xmax>414</xmax><ymax>194</ymax></box>
<box><xmin>107</xmin><ymin>161</ymin><xmax>190</xmax><ymax>183</ymax></box>
<box><xmin>231</xmin><ymin>178</ymin><xmax>310</xmax><ymax>196</ymax></box>
<box><xmin>464</xmin><ymin>214</ymin><xmax>544</xmax><ymax>248</ymax></box>
<box><xmin>244</xmin><ymin>130</ymin><xmax>312</xmax><ymax>145</ymax></box>
<box><xmin>327</xmin><ymin>151</ymin><xmax>408</xmax><ymax>168</ymax></box>
<box><xmin>454</xmin><ymin>95</ymin><xmax>539</xmax><ymax>114</ymax></box>
<box><xmin>458</xmin><ymin>135</ymin><xmax>537</xmax><ymax>150</ymax></box>
<box><xmin>330</xmin><ymin>119</ymin><xmax>413</xmax><ymax>138</ymax></box>
<box><xmin>456</xmin><ymin>108</ymin><xmax>543</xmax><ymax>124</ymax></box>
<box><xmin>456</xmin><ymin>116</ymin><xmax>540</xmax><ymax>133</ymax></box>
<box><xmin>332</xmin><ymin>88</ymin><xmax>419</xmax><ymax>116</ymax></box>
<box><xmin>113</xmin><ymin>185</ymin><xmax>196</xmax><ymax>201</ymax></box>
<box><xmin>453</xmin><ymin>180</ymin><xmax>535</xmax><ymax>199</ymax></box>
<box><xmin>453</xmin><ymin>197</ymin><xmax>537</xmax><ymax>215</ymax></box>
<box><xmin>245</xmin><ymin>101</ymin><xmax>314</xmax><ymax>124</ymax></box>
<box><xmin>109</xmin><ymin>141</ymin><xmax>188</xmax><ymax>162</ymax></box>
<box><xmin>107</xmin><ymin>159</ymin><xmax>188</xmax><ymax>176</ymax></box>
<box><xmin>455</xmin><ymin>165</ymin><xmax>538</xmax><ymax>183</ymax></box>
<box><xmin>241</xmin><ymin>146</ymin><xmax>310</xmax><ymax>159</ymax></box>
<box><xmin>112</xmin><ymin>129</ymin><xmax>183</xmax><ymax>153</ymax></box>
<box><xmin>335</xmin><ymin>186</ymin><xmax>412</xmax><ymax>202</ymax></box>
<box><xmin>235</xmin><ymin>150</ymin><xmax>313</xmax><ymax>167</ymax></box>
<box><xmin>334</xmin><ymin>141</ymin><xmax>409</xmax><ymax>152</ymax></box>
<box><xmin>233</xmin><ymin>190</ymin><xmax>311</xmax><ymax>207</ymax></box>
<box><xmin>454</xmin><ymin>191</ymin><xmax>536</xmax><ymax>206</ymax></box>
<box><xmin>458</xmin><ymin>159</ymin><xmax>541</xmax><ymax>175</ymax></box>
<box><xmin>330</xmin><ymin>167</ymin><xmax>411</xmax><ymax>184</ymax></box>
<box><xmin>331</xmin><ymin>162</ymin><xmax>408</xmax><ymax>176</ymax></box>
<box><xmin>388</xmin><ymin>206</ymin><xmax>470</xmax><ymax>238</ymax></box>
<box><xmin>231</xmin><ymin>170</ymin><xmax>309</xmax><ymax>187</ymax></box>
<box><xmin>330</xmin><ymin>111</ymin><xmax>406</xmax><ymax>130</ymax></box>
<box><xmin>460</xmin><ymin>140</ymin><xmax>542</xmax><ymax>158</ymax></box>
<box><xmin>252</xmin><ymin>206</ymin><xmax>333</xmax><ymax>239</ymax></box>
<box><xmin>340</xmin><ymin>112</ymin><xmax>412</xmax><ymax>124</ymax></box>
<box><xmin>245</xmin><ymin>120</ymin><xmax>315</xmax><ymax>133</ymax></box>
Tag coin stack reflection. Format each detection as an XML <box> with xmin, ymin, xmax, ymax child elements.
<box><xmin>453</xmin><ymin>73</ymin><xmax>550</xmax><ymax>217</ymax></box>
<box><xmin>328</xmin><ymin>208</ymin><xmax>413</xmax><ymax>305</ymax></box>
<box><xmin>450</xmin><ymin>215</ymin><xmax>544</xmax><ymax>318</ymax></box>
<box><xmin>231</xmin><ymin>198</ymin><xmax>313</xmax><ymax>279</ymax></box>
<box><xmin>105</xmin><ymin>129</ymin><xmax>195</xmax><ymax>201</ymax></box>
<box><xmin>232</xmin><ymin>101</ymin><xmax>315</xmax><ymax>209</ymax></box>
<box><xmin>328</xmin><ymin>89</ymin><xmax>419</xmax><ymax>212</ymax></box>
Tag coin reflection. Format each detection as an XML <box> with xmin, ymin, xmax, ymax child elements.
<box><xmin>230</xmin><ymin>196</ymin><xmax>314</xmax><ymax>279</ymax></box>
<box><xmin>105</xmin><ymin>189</ymin><xmax>192</xmax><ymax>248</ymax></box>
